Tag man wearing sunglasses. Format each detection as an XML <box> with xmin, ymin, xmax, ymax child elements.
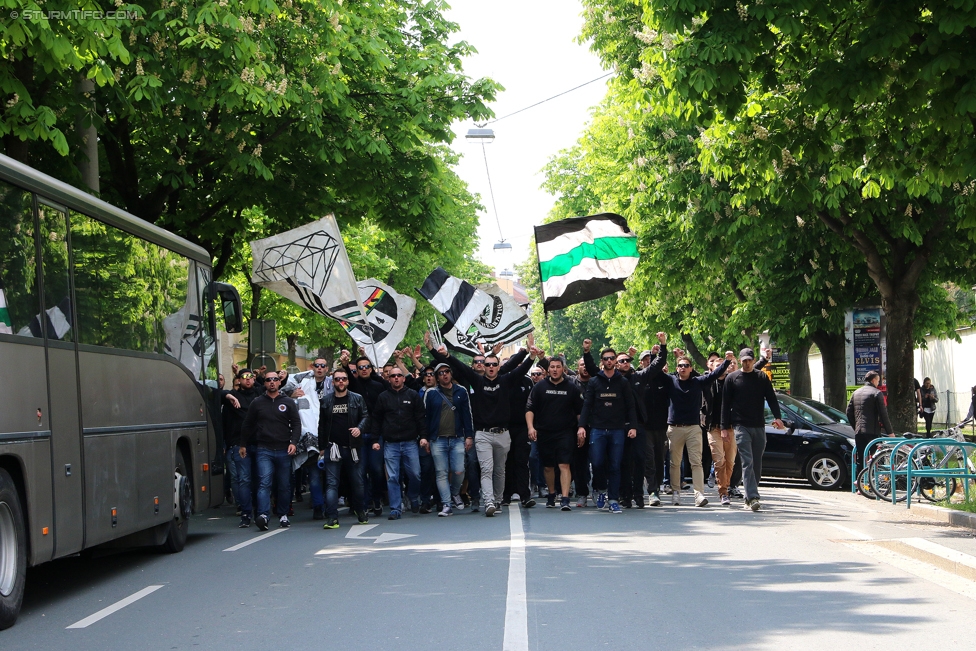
<box><xmin>423</xmin><ymin>363</ymin><xmax>474</xmax><ymax>516</ymax></box>
<box><xmin>283</xmin><ymin>358</ymin><xmax>333</xmax><ymax>519</ymax></box>
<box><xmin>578</xmin><ymin>348</ymin><xmax>646</xmax><ymax>513</ymax></box>
<box><xmin>427</xmin><ymin>335</ymin><xmax>541</xmax><ymax>516</ymax></box>
<box><xmin>369</xmin><ymin>366</ymin><xmax>428</xmax><ymax>520</ymax></box>
<box><xmin>346</xmin><ymin>355</ymin><xmax>389</xmax><ymax>516</ymax></box>
<box><xmin>226</xmin><ymin>368</ymin><xmax>264</xmax><ymax>527</ymax></box>
<box><xmin>240</xmin><ymin>371</ymin><xmax>301</xmax><ymax>530</ymax></box>
<box><xmin>319</xmin><ymin>368</ymin><xmax>370</xmax><ymax>529</ymax></box>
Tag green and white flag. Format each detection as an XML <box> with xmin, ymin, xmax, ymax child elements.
<box><xmin>534</xmin><ymin>213</ymin><xmax>639</xmax><ymax>311</ymax></box>
<box><xmin>0</xmin><ymin>281</ymin><xmax>12</xmax><ymax>335</ymax></box>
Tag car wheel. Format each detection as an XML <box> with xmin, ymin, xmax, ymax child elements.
<box><xmin>0</xmin><ymin>468</ymin><xmax>27</xmax><ymax>630</ymax></box>
<box><xmin>805</xmin><ymin>452</ymin><xmax>844</xmax><ymax>490</ymax></box>
<box><xmin>159</xmin><ymin>448</ymin><xmax>191</xmax><ymax>554</ymax></box>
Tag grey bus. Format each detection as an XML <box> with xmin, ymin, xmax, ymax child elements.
<box><xmin>0</xmin><ymin>154</ymin><xmax>243</xmax><ymax>629</ymax></box>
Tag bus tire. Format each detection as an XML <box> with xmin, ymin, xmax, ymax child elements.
<box><xmin>160</xmin><ymin>449</ymin><xmax>191</xmax><ymax>554</ymax></box>
<box><xmin>0</xmin><ymin>468</ymin><xmax>27</xmax><ymax>630</ymax></box>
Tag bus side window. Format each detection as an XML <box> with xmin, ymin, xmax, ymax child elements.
<box><xmin>0</xmin><ymin>181</ymin><xmax>40</xmax><ymax>338</ymax></box>
<box><xmin>37</xmin><ymin>203</ymin><xmax>73</xmax><ymax>342</ymax></box>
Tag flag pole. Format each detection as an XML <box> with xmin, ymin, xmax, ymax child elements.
<box><xmin>533</xmin><ymin>225</ymin><xmax>555</xmax><ymax>353</ymax></box>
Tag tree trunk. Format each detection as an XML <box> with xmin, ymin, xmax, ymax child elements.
<box><xmin>680</xmin><ymin>333</ymin><xmax>709</xmax><ymax>369</ymax></box>
<box><xmin>75</xmin><ymin>76</ymin><xmax>99</xmax><ymax>194</ymax></box>
<box><xmin>883</xmin><ymin>292</ymin><xmax>921</xmax><ymax>433</ymax></box>
<box><xmin>317</xmin><ymin>347</ymin><xmax>335</xmax><ymax>371</ymax></box>
<box><xmin>812</xmin><ymin>330</ymin><xmax>848</xmax><ymax>410</ymax></box>
<box><xmin>287</xmin><ymin>334</ymin><xmax>298</xmax><ymax>368</ymax></box>
<box><xmin>789</xmin><ymin>341</ymin><xmax>812</xmax><ymax>398</ymax></box>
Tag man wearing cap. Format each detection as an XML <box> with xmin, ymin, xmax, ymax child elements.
<box><xmin>423</xmin><ymin>363</ymin><xmax>474</xmax><ymax>516</ymax></box>
<box><xmin>721</xmin><ymin>348</ymin><xmax>785</xmax><ymax>512</ymax></box>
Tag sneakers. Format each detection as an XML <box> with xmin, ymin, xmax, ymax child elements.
<box><xmin>388</xmin><ymin>510</ymin><xmax>401</xmax><ymax>520</ymax></box>
<box><xmin>356</xmin><ymin>510</ymin><xmax>369</xmax><ymax>524</ymax></box>
<box><xmin>256</xmin><ymin>514</ymin><xmax>269</xmax><ymax>531</ymax></box>
<box><xmin>452</xmin><ymin>495</ymin><xmax>465</xmax><ymax>510</ymax></box>
<box><xmin>521</xmin><ymin>498</ymin><xmax>536</xmax><ymax>508</ymax></box>
<box><xmin>671</xmin><ymin>491</ymin><xmax>681</xmax><ymax>506</ymax></box>
<box><xmin>410</xmin><ymin>502</ymin><xmax>420</xmax><ymax>514</ymax></box>
<box><xmin>749</xmin><ymin>499</ymin><xmax>762</xmax><ymax>512</ymax></box>
<box><xmin>323</xmin><ymin>519</ymin><xmax>339</xmax><ymax>529</ymax></box>
<box><xmin>707</xmin><ymin>471</ymin><xmax>716</xmax><ymax>489</ymax></box>
<box><xmin>279</xmin><ymin>515</ymin><xmax>291</xmax><ymax>528</ymax></box>
<box><xmin>439</xmin><ymin>504</ymin><xmax>453</xmax><ymax>517</ymax></box>
<box><xmin>501</xmin><ymin>497</ymin><xmax>512</xmax><ymax>506</ymax></box>
<box><xmin>662</xmin><ymin>484</ymin><xmax>673</xmax><ymax>495</ymax></box>
<box><xmin>576</xmin><ymin>495</ymin><xmax>588</xmax><ymax>508</ymax></box>
<box><xmin>485</xmin><ymin>503</ymin><xmax>496</xmax><ymax>517</ymax></box>
<box><xmin>729</xmin><ymin>487</ymin><xmax>744</xmax><ymax>499</ymax></box>
<box><xmin>596</xmin><ymin>492</ymin><xmax>608</xmax><ymax>510</ymax></box>
<box><xmin>721</xmin><ymin>495</ymin><xmax>731</xmax><ymax>506</ymax></box>
<box><xmin>609</xmin><ymin>501</ymin><xmax>623</xmax><ymax>514</ymax></box>
<box><xmin>238</xmin><ymin>514</ymin><xmax>251</xmax><ymax>528</ymax></box>
<box><xmin>371</xmin><ymin>501</ymin><xmax>383</xmax><ymax>517</ymax></box>
<box><xmin>648</xmin><ymin>493</ymin><xmax>662</xmax><ymax>507</ymax></box>
<box><xmin>635</xmin><ymin>495</ymin><xmax>645</xmax><ymax>509</ymax></box>
<box><xmin>621</xmin><ymin>498</ymin><xmax>633</xmax><ymax>509</ymax></box>
<box><xmin>312</xmin><ymin>507</ymin><xmax>325</xmax><ymax>520</ymax></box>
<box><xmin>496</xmin><ymin>504</ymin><xmax>504</xmax><ymax>515</ymax></box>
<box><xmin>419</xmin><ymin>503</ymin><xmax>432</xmax><ymax>514</ymax></box>
<box><xmin>546</xmin><ymin>495</ymin><xmax>557</xmax><ymax>509</ymax></box>
<box><xmin>471</xmin><ymin>502</ymin><xmax>480</xmax><ymax>513</ymax></box>
<box><xmin>695</xmin><ymin>494</ymin><xmax>708</xmax><ymax>508</ymax></box>
<box><xmin>560</xmin><ymin>497</ymin><xmax>572</xmax><ymax>511</ymax></box>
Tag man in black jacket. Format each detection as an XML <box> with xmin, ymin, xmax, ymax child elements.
<box><xmin>347</xmin><ymin>354</ymin><xmax>388</xmax><ymax>516</ymax></box>
<box><xmin>369</xmin><ymin>367</ymin><xmax>427</xmax><ymax>520</ymax></box>
<box><xmin>227</xmin><ymin>369</ymin><xmax>264</xmax><ymax>527</ymax></box>
<box><xmin>846</xmin><ymin>370</ymin><xmax>894</xmax><ymax>478</ymax></box>
<box><xmin>319</xmin><ymin>368</ymin><xmax>370</xmax><ymax>529</ymax></box>
<box><xmin>240</xmin><ymin>370</ymin><xmax>301</xmax><ymax>531</ymax></box>
<box><xmin>721</xmin><ymin>348</ymin><xmax>785</xmax><ymax>512</ymax></box>
<box><xmin>577</xmin><ymin>348</ymin><xmax>640</xmax><ymax>514</ymax></box>
<box><xmin>429</xmin><ymin>336</ymin><xmax>540</xmax><ymax>517</ymax></box>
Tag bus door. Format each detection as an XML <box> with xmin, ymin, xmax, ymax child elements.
<box><xmin>37</xmin><ymin>199</ymin><xmax>84</xmax><ymax>557</ymax></box>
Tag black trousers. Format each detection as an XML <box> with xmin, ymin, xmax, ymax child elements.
<box><xmin>504</xmin><ymin>426</ymin><xmax>531</xmax><ymax>501</ymax></box>
<box><xmin>643</xmin><ymin>428</ymin><xmax>667</xmax><ymax>492</ymax></box>
<box><xmin>700</xmin><ymin>428</ymin><xmax>712</xmax><ymax>476</ymax></box>
<box><xmin>419</xmin><ymin>449</ymin><xmax>437</xmax><ymax>505</ymax></box>
<box><xmin>730</xmin><ymin>452</ymin><xmax>742</xmax><ymax>488</ymax></box>
<box><xmin>854</xmin><ymin>431</ymin><xmax>877</xmax><ymax>477</ymax></box>
<box><xmin>619</xmin><ymin>429</ymin><xmax>646</xmax><ymax>500</ymax></box>
<box><xmin>573</xmin><ymin>435</ymin><xmax>591</xmax><ymax>496</ymax></box>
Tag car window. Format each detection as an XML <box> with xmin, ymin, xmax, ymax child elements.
<box><xmin>763</xmin><ymin>401</ymin><xmax>777</xmax><ymax>424</ymax></box>
<box><xmin>803</xmin><ymin>398</ymin><xmax>850</xmax><ymax>424</ymax></box>
<box><xmin>776</xmin><ymin>393</ymin><xmax>837</xmax><ymax>425</ymax></box>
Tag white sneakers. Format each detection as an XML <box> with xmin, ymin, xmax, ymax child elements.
<box><xmin>672</xmin><ymin>491</ymin><xmax>681</xmax><ymax>506</ymax></box>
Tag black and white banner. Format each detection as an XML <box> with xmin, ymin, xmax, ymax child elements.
<box><xmin>437</xmin><ymin>282</ymin><xmax>533</xmax><ymax>355</ymax></box>
<box><xmin>417</xmin><ymin>267</ymin><xmax>493</xmax><ymax>334</ymax></box>
<box><xmin>341</xmin><ymin>279</ymin><xmax>416</xmax><ymax>368</ymax></box>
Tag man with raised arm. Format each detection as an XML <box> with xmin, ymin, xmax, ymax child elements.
<box><xmin>426</xmin><ymin>332</ymin><xmax>541</xmax><ymax>517</ymax></box>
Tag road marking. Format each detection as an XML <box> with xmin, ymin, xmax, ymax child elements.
<box><xmin>899</xmin><ymin>538</ymin><xmax>976</xmax><ymax>572</ymax></box>
<box><xmin>503</xmin><ymin>504</ymin><xmax>528</xmax><ymax>651</ymax></box>
<box><xmin>345</xmin><ymin>523</ymin><xmax>417</xmax><ymax>544</ymax></box>
<box><xmin>66</xmin><ymin>585</ymin><xmax>164</xmax><ymax>629</ymax></box>
<box><xmin>844</xmin><ymin>541</ymin><xmax>976</xmax><ymax>601</ymax></box>
<box><xmin>827</xmin><ymin>523</ymin><xmax>874</xmax><ymax>540</ymax></box>
<box><xmin>222</xmin><ymin>528</ymin><xmax>288</xmax><ymax>552</ymax></box>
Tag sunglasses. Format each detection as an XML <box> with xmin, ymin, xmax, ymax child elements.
<box><xmin>530</xmin><ymin>372</ymin><xmax>543</xmax><ymax>376</ymax></box>
<box><xmin>312</xmin><ymin>363</ymin><xmax>328</xmax><ymax>368</ymax></box>
<box><xmin>424</xmin><ymin>372</ymin><xmax>435</xmax><ymax>377</ymax></box>
<box><xmin>677</xmin><ymin>363</ymin><xmax>691</xmax><ymax>369</ymax></box>
<box><xmin>357</xmin><ymin>365</ymin><xmax>372</xmax><ymax>370</ymax></box>
<box><xmin>618</xmin><ymin>358</ymin><xmax>632</xmax><ymax>363</ymax></box>
<box><xmin>265</xmin><ymin>377</ymin><xmax>280</xmax><ymax>382</ymax></box>
<box><xmin>472</xmin><ymin>359</ymin><xmax>485</xmax><ymax>364</ymax></box>
<box><xmin>333</xmin><ymin>377</ymin><xmax>349</xmax><ymax>382</ymax></box>
<box><xmin>601</xmin><ymin>356</ymin><xmax>616</xmax><ymax>362</ymax></box>
<box><xmin>436</xmin><ymin>369</ymin><xmax>452</xmax><ymax>375</ymax></box>
<box><xmin>239</xmin><ymin>373</ymin><xmax>254</xmax><ymax>379</ymax></box>
<box><xmin>484</xmin><ymin>362</ymin><xmax>499</xmax><ymax>368</ymax></box>
<box><xmin>389</xmin><ymin>373</ymin><xmax>404</xmax><ymax>379</ymax></box>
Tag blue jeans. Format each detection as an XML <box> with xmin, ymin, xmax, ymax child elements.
<box><xmin>589</xmin><ymin>429</ymin><xmax>626</xmax><ymax>501</ymax></box>
<box><xmin>419</xmin><ymin>445</ymin><xmax>437</xmax><ymax>506</ymax></box>
<box><xmin>225</xmin><ymin>447</ymin><xmax>239</xmax><ymax>497</ymax></box>
<box><xmin>306</xmin><ymin>456</ymin><xmax>324</xmax><ymax>508</ymax></box>
<box><xmin>529</xmin><ymin>441</ymin><xmax>544</xmax><ymax>490</ymax></box>
<box><xmin>324</xmin><ymin>452</ymin><xmax>364</xmax><ymax>520</ymax></box>
<box><xmin>432</xmin><ymin>437</ymin><xmax>466</xmax><ymax>504</ymax></box>
<box><xmin>232</xmin><ymin>446</ymin><xmax>253</xmax><ymax>514</ymax></box>
<box><xmin>384</xmin><ymin>440</ymin><xmax>421</xmax><ymax>514</ymax></box>
<box><xmin>363</xmin><ymin>436</ymin><xmax>385</xmax><ymax>507</ymax></box>
<box><xmin>256</xmin><ymin>447</ymin><xmax>293</xmax><ymax>518</ymax></box>
<box><xmin>465</xmin><ymin>444</ymin><xmax>480</xmax><ymax>503</ymax></box>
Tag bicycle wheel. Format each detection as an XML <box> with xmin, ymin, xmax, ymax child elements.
<box><xmin>868</xmin><ymin>449</ymin><xmax>917</xmax><ymax>503</ymax></box>
<box><xmin>856</xmin><ymin>468</ymin><xmax>877</xmax><ymax>500</ymax></box>
<box><xmin>919</xmin><ymin>476</ymin><xmax>957</xmax><ymax>502</ymax></box>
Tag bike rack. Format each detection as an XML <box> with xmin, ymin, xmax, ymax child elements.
<box><xmin>854</xmin><ymin>437</ymin><xmax>917</xmax><ymax>497</ymax></box>
<box><xmin>890</xmin><ymin>438</ymin><xmax>976</xmax><ymax>508</ymax></box>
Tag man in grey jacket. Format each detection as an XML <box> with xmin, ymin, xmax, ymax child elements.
<box><xmin>846</xmin><ymin>370</ymin><xmax>894</xmax><ymax>476</ymax></box>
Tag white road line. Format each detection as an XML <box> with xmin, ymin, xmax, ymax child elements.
<box><xmin>222</xmin><ymin>528</ymin><xmax>288</xmax><ymax>552</ymax></box>
<box><xmin>503</xmin><ymin>504</ymin><xmax>528</xmax><ymax>651</ymax></box>
<box><xmin>827</xmin><ymin>523</ymin><xmax>874</xmax><ymax>540</ymax></box>
<box><xmin>66</xmin><ymin>585</ymin><xmax>164</xmax><ymax>629</ymax></box>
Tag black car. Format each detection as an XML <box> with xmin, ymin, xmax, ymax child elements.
<box><xmin>761</xmin><ymin>393</ymin><xmax>855</xmax><ymax>490</ymax></box>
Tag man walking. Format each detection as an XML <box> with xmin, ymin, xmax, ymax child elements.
<box><xmin>846</xmin><ymin>370</ymin><xmax>894</xmax><ymax>477</ymax></box>
<box><xmin>428</xmin><ymin>334</ymin><xmax>540</xmax><ymax>517</ymax></box>
<box><xmin>423</xmin><ymin>363</ymin><xmax>474</xmax><ymax>516</ymax></box>
<box><xmin>319</xmin><ymin>368</ymin><xmax>369</xmax><ymax>529</ymax></box>
<box><xmin>703</xmin><ymin>352</ymin><xmax>738</xmax><ymax>506</ymax></box>
<box><xmin>527</xmin><ymin>357</ymin><xmax>584</xmax><ymax>510</ymax></box>
<box><xmin>227</xmin><ymin>368</ymin><xmax>264</xmax><ymax>527</ymax></box>
<box><xmin>240</xmin><ymin>370</ymin><xmax>301</xmax><ymax>530</ymax></box>
<box><xmin>369</xmin><ymin>366</ymin><xmax>428</xmax><ymax>520</ymax></box>
<box><xmin>578</xmin><ymin>348</ymin><xmax>642</xmax><ymax>514</ymax></box>
<box><xmin>721</xmin><ymin>348</ymin><xmax>785</xmax><ymax>512</ymax></box>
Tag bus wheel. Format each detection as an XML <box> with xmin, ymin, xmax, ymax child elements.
<box><xmin>160</xmin><ymin>449</ymin><xmax>191</xmax><ymax>554</ymax></box>
<box><xmin>0</xmin><ymin>468</ymin><xmax>27</xmax><ymax>630</ymax></box>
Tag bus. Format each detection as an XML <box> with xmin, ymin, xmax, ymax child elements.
<box><xmin>0</xmin><ymin>154</ymin><xmax>243</xmax><ymax>629</ymax></box>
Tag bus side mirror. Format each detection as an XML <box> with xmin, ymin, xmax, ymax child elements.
<box><xmin>214</xmin><ymin>282</ymin><xmax>243</xmax><ymax>333</ymax></box>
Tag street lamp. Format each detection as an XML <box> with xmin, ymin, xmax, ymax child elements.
<box><xmin>464</xmin><ymin>127</ymin><xmax>509</xmax><ymax>252</ymax></box>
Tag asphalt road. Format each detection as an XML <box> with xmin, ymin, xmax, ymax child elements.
<box><xmin>6</xmin><ymin>483</ymin><xmax>976</xmax><ymax>650</ymax></box>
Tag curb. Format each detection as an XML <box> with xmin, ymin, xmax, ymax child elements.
<box><xmin>872</xmin><ymin>539</ymin><xmax>976</xmax><ymax>582</ymax></box>
<box><xmin>910</xmin><ymin>503</ymin><xmax>976</xmax><ymax>531</ymax></box>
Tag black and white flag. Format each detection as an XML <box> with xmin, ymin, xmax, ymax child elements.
<box><xmin>250</xmin><ymin>215</ymin><xmax>367</xmax><ymax>326</ymax></box>
<box><xmin>437</xmin><ymin>282</ymin><xmax>533</xmax><ymax>355</ymax></box>
<box><xmin>417</xmin><ymin>267</ymin><xmax>493</xmax><ymax>335</ymax></box>
<box><xmin>340</xmin><ymin>279</ymin><xmax>416</xmax><ymax>368</ymax></box>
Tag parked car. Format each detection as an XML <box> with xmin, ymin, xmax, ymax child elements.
<box><xmin>761</xmin><ymin>392</ymin><xmax>855</xmax><ymax>490</ymax></box>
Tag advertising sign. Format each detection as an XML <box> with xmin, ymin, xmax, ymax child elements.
<box><xmin>851</xmin><ymin>308</ymin><xmax>882</xmax><ymax>384</ymax></box>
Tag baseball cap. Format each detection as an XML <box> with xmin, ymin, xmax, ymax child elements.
<box><xmin>639</xmin><ymin>350</ymin><xmax>652</xmax><ymax>360</ymax></box>
<box><xmin>739</xmin><ymin>348</ymin><xmax>755</xmax><ymax>361</ymax></box>
<box><xmin>433</xmin><ymin>362</ymin><xmax>451</xmax><ymax>373</ymax></box>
